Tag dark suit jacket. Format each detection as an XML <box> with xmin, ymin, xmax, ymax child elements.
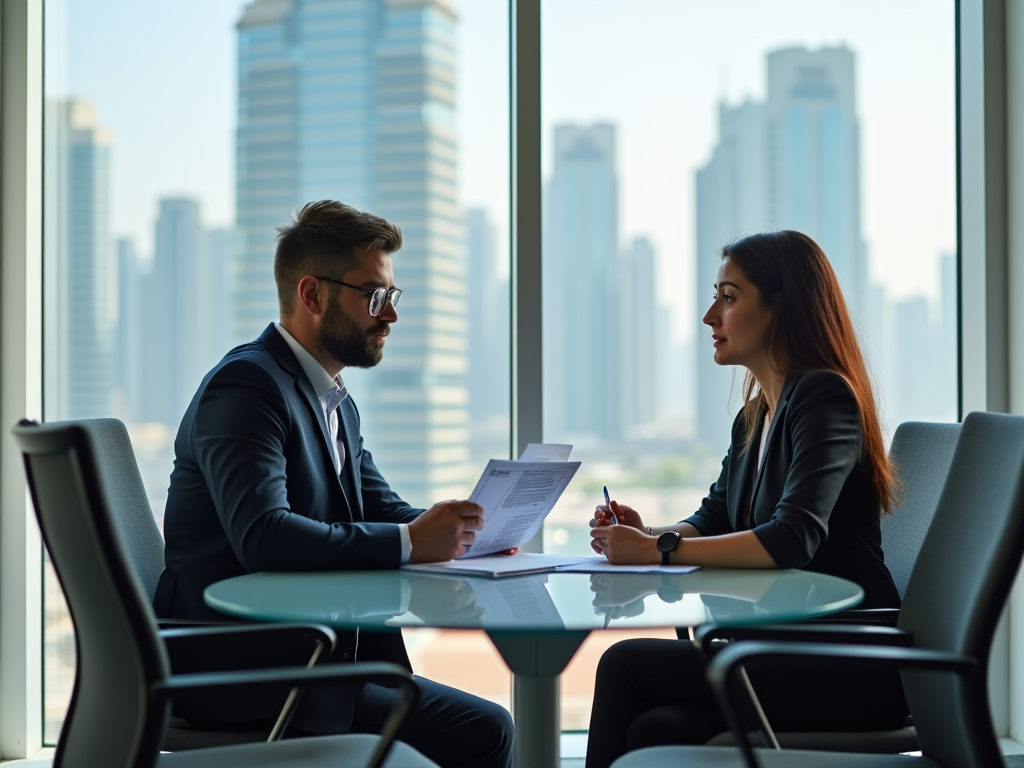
<box><xmin>153</xmin><ymin>324</ymin><xmax>422</xmax><ymax>730</ymax></box>
<box><xmin>683</xmin><ymin>370</ymin><xmax>900</xmax><ymax>609</ymax></box>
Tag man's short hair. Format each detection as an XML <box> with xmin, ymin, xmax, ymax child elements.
<box><xmin>274</xmin><ymin>200</ymin><xmax>403</xmax><ymax>316</ymax></box>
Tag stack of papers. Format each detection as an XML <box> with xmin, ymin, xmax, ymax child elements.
<box><xmin>402</xmin><ymin>553</ymin><xmax>590</xmax><ymax>577</ymax></box>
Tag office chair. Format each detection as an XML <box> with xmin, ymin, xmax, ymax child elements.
<box><xmin>33</xmin><ymin>417</ymin><xmax>336</xmax><ymax>750</ymax></box>
<box><xmin>703</xmin><ymin>421</ymin><xmax>961</xmax><ymax>754</ymax></box>
<box><xmin>14</xmin><ymin>419</ymin><xmax>438</xmax><ymax>768</ymax></box>
<box><xmin>613</xmin><ymin>411</ymin><xmax>1024</xmax><ymax>768</ymax></box>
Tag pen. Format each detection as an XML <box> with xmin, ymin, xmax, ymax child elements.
<box><xmin>603</xmin><ymin>486</ymin><xmax>618</xmax><ymax>525</ymax></box>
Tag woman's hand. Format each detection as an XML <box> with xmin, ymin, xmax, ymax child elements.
<box><xmin>590</xmin><ymin>499</ymin><xmax>645</xmax><ymax>533</ymax></box>
<box><xmin>590</xmin><ymin>524</ymin><xmax>660</xmax><ymax>564</ymax></box>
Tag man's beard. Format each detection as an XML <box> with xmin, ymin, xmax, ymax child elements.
<box><xmin>316</xmin><ymin>300</ymin><xmax>389</xmax><ymax>369</ymax></box>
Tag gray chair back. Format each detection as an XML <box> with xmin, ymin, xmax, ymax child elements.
<box><xmin>70</xmin><ymin>419</ymin><xmax>166</xmax><ymax>601</ymax></box>
<box><xmin>898</xmin><ymin>411</ymin><xmax>1024</xmax><ymax>768</ymax></box>
<box><xmin>15</xmin><ymin>419</ymin><xmax>170</xmax><ymax>768</ymax></box>
<box><xmin>882</xmin><ymin>422</ymin><xmax>961</xmax><ymax>599</ymax></box>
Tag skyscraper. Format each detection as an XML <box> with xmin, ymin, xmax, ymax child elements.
<box><xmin>44</xmin><ymin>99</ymin><xmax>115</xmax><ymax>420</ymax></box>
<box><xmin>465</xmin><ymin>209</ymin><xmax>509</xmax><ymax>432</ymax></box>
<box><xmin>235</xmin><ymin>0</ymin><xmax>466</xmax><ymax>506</ymax></box>
<box><xmin>694</xmin><ymin>46</ymin><xmax>865</xmax><ymax>449</ymax></box>
<box><xmin>543</xmin><ymin>123</ymin><xmax>621</xmax><ymax>444</ymax></box>
<box><xmin>151</xmin><ymin>198</ymin><xmax>204</xmax><ymax>426</ymax></box>
<box><xmin>621</xmin><ymin>236</ymin><xmax>658</xmax><ymax>434</ymax></box>
<box><xmin>115</xmin><ymin>237</ymin><xmax>149</xmax><ymax>423</ymax></box>
<box><xmin>144</xmin><ymin>198</ymin><xmax>234</xmax><ymax>428</ymax></box>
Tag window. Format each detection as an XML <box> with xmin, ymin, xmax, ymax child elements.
<box><xmin>540</xmin><ymin>0</ymin><xmax>956</xmax><ymax>730</ymax></box>
<box><xmin>42</xmin><ymin>0</ymin><xmax>511</xmax><ymax>741</ymax></box>
<box><xmin>32</xmin><ymin>0</ymin><xmax>962</xmax><ymax>751</ymax></box>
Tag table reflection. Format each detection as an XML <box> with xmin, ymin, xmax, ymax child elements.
<box><xmin>203</xmin><ymin>568</ymin><xmax>862</xmax><ymax>632</ymax></box>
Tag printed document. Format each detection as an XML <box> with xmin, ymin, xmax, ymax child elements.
<box><xmin>449</xmin><ymin>444</ymin><xmax>580</xmax><ymax>558</ymax></box>
<box><xmin>461</xmin><ymin>458</ymin><xmax>580</xmax><ymax>556</ymax></box>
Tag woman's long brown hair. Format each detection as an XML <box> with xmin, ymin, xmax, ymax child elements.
<box><xmin>723</xmin><ymin>230</ymin><xmax>898</xmax><ymax>513</ymax></box>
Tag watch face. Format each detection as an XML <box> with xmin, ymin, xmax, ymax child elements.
<box><xmin>657</xmin><ymin>531</ymin><xmax>680</xmax><ymax>553</ymax></box>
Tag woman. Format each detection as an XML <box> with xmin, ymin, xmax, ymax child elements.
<box><xmin>585</xmin><ymin>230</ymin><xmax>906</xmax><ymax>768</ymax></box>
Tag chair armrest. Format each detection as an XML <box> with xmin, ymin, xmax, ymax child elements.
<box><xmin>799</xmin><ymin>608</ymin><xmax>901</xmax><ymax>627</ymax></box>
<box><xmin>159</xmin><ymin>623</ymin><xmax>337</xmax><ymax>673</ymax></box>
<box><xmin>159</xmin><ymin>623</ymin><xmax>337</xmax><ymax>742</ymax></box>
<box><xmin>695</xmin><ymin>622</ymin><xmax>910</xmax><ymax>658</ymax></box>
<box><xmin>154</xmin><ymin>663</ymin><xmax>418</xmax><ymax>768</ymax></box>
<box><xmin>706</xmin><ymin>641</ymin><xmax>978</xmax><ymax>768</ymax></box>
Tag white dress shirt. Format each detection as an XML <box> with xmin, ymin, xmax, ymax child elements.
<box><xmin>275</xmin><ymin>323</ymin><xmax>412</xmax><ymax>563</ymax></box>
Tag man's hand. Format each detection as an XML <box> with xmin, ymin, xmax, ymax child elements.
<box><xmin>408</xmin><ymin>500</ymin><xmax>484</xmax><ymax>563</ymax></box>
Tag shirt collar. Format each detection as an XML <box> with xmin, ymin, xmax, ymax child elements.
<box><xmin>275</xmin><ymin>322</ymin><xmax>347</xmax><ymax>404</ymax></box>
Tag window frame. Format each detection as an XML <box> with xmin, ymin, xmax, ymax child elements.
<box><xmin>0</xmin><ymin>0</ymin><xmax>45</xmax><ymax>758</ymax></box>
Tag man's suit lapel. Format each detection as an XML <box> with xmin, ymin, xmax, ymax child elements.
<box><xmin>336</xmin><ymin>401</ymin><xmax>363</xmax><ymax>521</ymax></box>
<box><xmin>260</xmin><ymin>324</ymin><xmax>344</xmax><ymax>491</ymax></box>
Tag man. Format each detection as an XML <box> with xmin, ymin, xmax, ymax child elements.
<box><xmin>154</xmin><ymin>200</ymin><xmax>513</xmax><ymax>767</ymax></box>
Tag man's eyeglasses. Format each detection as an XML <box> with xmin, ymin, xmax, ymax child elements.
<box><xmin>314</xmin><ymin>277</ymin><xmax>403</xmax><ymax>317</ymax></box>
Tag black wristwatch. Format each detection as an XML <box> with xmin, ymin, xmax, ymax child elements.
<box><xmin>656</xmin><ymin>531</ymin><xmax>682</xmax><ymax>566</ymax></box>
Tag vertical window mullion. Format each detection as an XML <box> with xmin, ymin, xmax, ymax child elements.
<box><xmin>0</xmin><ymin>0</ymin><xmax>45</xmax><ymax>758</ymax></box>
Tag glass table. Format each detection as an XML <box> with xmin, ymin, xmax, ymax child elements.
<box><xmin>205</xmin><ymin>568</ymin><xmax>862</xmax><ymax>768</ymax></box>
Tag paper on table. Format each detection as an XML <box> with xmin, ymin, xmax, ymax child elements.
<box><xmin>555</xmin><ymin>557</ymin><xmax>701</xmax><ymax>575</ymax></box>
<box><xmin>402</xmin><ymin>553</ymin><xmax>591</xmax><ymax>578</ymax></box>
<box><xmin>461</xmin><ymin>459</ymin><xmax>581</xmax><ymax>558</ymax></box>
<box><xmin>518</xmin><ymin>443</ymin><xmax>573</xmax><ymax>461</ymax></box>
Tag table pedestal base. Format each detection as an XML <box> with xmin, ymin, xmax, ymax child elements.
<box><xmin>487</xmin><ymin>631</ymin><xmax>590</xmax><ymax>768</ymax></box>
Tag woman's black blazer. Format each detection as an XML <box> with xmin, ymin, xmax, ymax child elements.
<box><xmin>683</xmin><ymin>369</ymin><xmax>900</xmax><ymax>609</ymax></box>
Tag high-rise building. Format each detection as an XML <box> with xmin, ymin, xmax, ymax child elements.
<box><xmin>144</xmin><ymin>198</ymin><xmax>234</xmax><ymax>428</ymax></box>
<box><xmin>115</xmin><ymin>237</ymin><xmax>149</xmax><ymax>423</ymax></box>
<box><xmin>235</xmin><ymin>0</ymin><xmax>466</xmax><ymax>506</ymax></box>
<box><xmin>694</xmin><ymin>46</ymin><xmax>865</xmax><ymax>449</ymax></box>
<box><xmin>43</xmin><ymin>99</ymin><xmax>115</xmax><ymax>420</ymax></box>
<box><xmin>235</xmin><ymin>0</ymin><xmax>298</xmax><ymax>344</ymax></box>
<box><xmin>621</xmin><ymin>236</ymin><xmax>658</xmax><ymax>434</ymax></box>
<box><xmin>465</xmin><ymin>208</ymin><xmax>509</xmax><ymax>428</ymax></box>
<box><xmin>151</xmin><ymin>198</ymin><xmax>204</xmax><ymax>426</ymax></box>
<box><xmin>543</xmin><ymin>123</ymin><xmax>621</xmax><ymax>444</ymax></box>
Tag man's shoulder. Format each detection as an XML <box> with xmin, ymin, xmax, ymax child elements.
<box><xmin>204</xmin><ymin>335</ymin><xmax>292</xmax><ymax>392</ymax></box>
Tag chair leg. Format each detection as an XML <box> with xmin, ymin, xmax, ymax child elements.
<box><xmin>737</xmin><ymin>666</ymin><xmax>780</xmax><ymax>750</ymax></box>
<box><xmin>267</xmin><ymin>637</ymin><xmax>330</xmax><ymax>741</ymax></box>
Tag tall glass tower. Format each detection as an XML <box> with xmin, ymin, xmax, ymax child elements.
<box><xmin>236</xmin><ymin>0</ymin><xmax>466</xmax><ymax>507</ymax></box>
<box><xmin>543</xmin><ymin>123</ymin><xmax>621</xmax><ymax>445</ymax></box>
<box><xmin>44</xmin><ymin>99</ymin><xmax>115</xmax><ymax>420</ymax></box>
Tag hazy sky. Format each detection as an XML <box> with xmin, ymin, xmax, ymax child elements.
<box><xmin>50</xmin><ymin>0</ymin><xmax>955</xmax><ymax>342</ymax></box>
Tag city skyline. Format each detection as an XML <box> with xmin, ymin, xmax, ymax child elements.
<box><xmin>55</xmin><ymin>1</ymin><xmax>954</xmax><ymax>313</ymax></box>
<box><xmin>43</xmin><ymin>4</ymin><xmax>957</xmax><ymax>480</ymax></box>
